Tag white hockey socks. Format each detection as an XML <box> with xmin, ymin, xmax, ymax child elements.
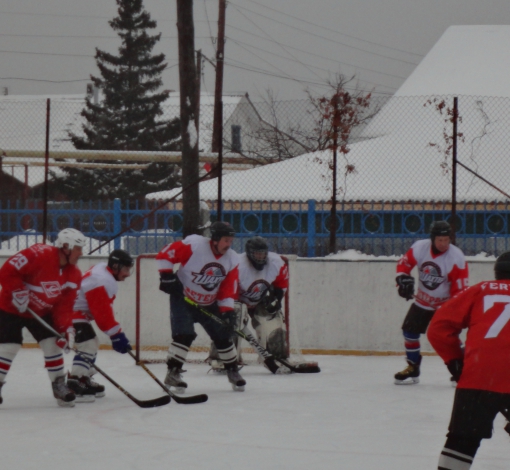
<box><xmin>438</xmin><ymin>447</ymin><xmax>473</xmax><ymax>470</ymax></box>
<box><xmin>71</xmin><ymin>337</ymin><xmax>99</xmax><ymax>377</ymax></box>
<box><xmin>0</xmin><ymin>343</ymin><xmax>22</xmax><ymax>383</ymax></box>
<box><xmin>39</xmin><ymin>337</ymin><xmax>65</xmax><ymax>382</ymax></box>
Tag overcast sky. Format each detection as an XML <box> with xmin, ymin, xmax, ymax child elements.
<box><xmin>2</xmin><ymin>0</ymin><xmax>510</xmax><ymax>101</ymax></box>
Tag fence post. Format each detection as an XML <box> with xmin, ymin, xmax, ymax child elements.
<box><xmin>307</xmin><ymin>199</ymin><xmax>316</xmax><ymax>257</ymax></box>
<box><xmin>451</xmin><ymin>96</ymin><xmax>458</xmax><ymax>245</ymax></box>
<box><xmin>113</xmin><ymin>198</ymin><xmax>121</xmax><ymax>250</ymax></box>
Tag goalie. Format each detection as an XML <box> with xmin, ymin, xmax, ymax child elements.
<box><xmin>208</xmin><ymin>236</ymin><xmax>289</xmax><ymax>373</ymax></box>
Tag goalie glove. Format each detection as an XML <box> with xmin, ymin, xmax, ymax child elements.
<box><xmin>262</xmin><ymin>286</ymin><xmax>284</xmax><ymax>314</ymax></box>
<box><xmin>55</xmin><ymin>327</ymin><xmax>75</xmax><ymax>354</ymax></box>
<box><xmin>396</xmin><ymin>275</ymin><xmax>414</xmax><ymax>301</ymax></box>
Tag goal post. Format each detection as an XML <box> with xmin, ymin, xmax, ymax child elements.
<box><xmin>135</xmin><ymin>253</ymin><xmax>299</xmax><ymax>364</ymax></box>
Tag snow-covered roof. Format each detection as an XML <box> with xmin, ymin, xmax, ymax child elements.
<box><xmin>147</xmin><ymin>26</ymin><xmax>510</xmax><ymax>203</ymax></box>
<box><xmin>395</xmin><ymin>25</ymin><xmax>510</xmax><ymax>98</ymax></box>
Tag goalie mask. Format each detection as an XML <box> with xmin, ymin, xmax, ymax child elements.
<box><xmin>246</xmin><ymin>236</ymin><xmax>268</xmax><ymax>271</ymax></box>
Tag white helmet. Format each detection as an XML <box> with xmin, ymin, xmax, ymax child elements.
<box><xmin>55</xmin><ymin>228</ymin><xmax>87</xmax><ymax>249</ymax></box>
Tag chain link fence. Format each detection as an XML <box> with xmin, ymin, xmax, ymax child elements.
<box><xmin>1</xmin><ymin>94</ymin><xmax>509</xmax><ymax>256</ymax></box>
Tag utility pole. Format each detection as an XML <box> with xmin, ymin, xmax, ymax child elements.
<box><xmin>212</xmin><ymin>0</ymin><xmax>226</xmax><ymax>153</ymax></box>
<box><xmin>176</xmin><ymin>0</ymin><xmax>200</xmax><ymax>237</ymax></box>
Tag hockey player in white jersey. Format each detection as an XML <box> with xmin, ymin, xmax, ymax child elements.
<box><xmin>208</xmin><ymin>236</ymin><xmax>290</xmax><ymax>373</ymax></box>
<box><xmin>393</xmin><ymin>221</ymin><xmax>469</xmax><ymax>385</ymax></box>
<box><xmin>68</xmin><ymin>249</ymin><xmax>134</xmax><ymax>402</ymax></box>
<box><xmin>156</xmin><ymin>221</ymin><xmax>246</xmax><ymax>391</ymax></box>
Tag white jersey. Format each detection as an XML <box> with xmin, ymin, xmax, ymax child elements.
<box><xmin>397</xmin><ymin>239</ymin><xmax>469</xmax><ymax>310</ymax></box>
<box><xmin>73</xmin><ymin>263</ymin><xmax>121</xmax><ymax>335</ymax></box>
<box><xmin>238</xmin><ymin>252</ymin><xmax>289</xmax><ymax>308</ymax></box>
<box><xmin>156</xmin><ymin>234</ymin><xmax>239</xmax><ymax>310</ymax></box>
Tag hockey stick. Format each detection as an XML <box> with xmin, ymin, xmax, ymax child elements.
<box><xmin>184</xmin><ymin>297</ymin><xmax>320</xmax><ymax>374</ymax></box>
<box><xmin>26</xmin><ymin>308</ymin><xmax>170</xmax><ymax>408</ymax></box>
<box><xmin>127</xmin><ymin>351</ymin><xmax>208</xmax><ymax>404</ymax></box>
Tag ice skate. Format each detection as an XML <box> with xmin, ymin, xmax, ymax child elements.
<box><xmin>67</xmin><ymin>375</ymin><xmax>98</xmax><ymax>402</ymax></box>
<box><xmin>226</xmin><ymin>366</ymin><xmax>246</xmax><ymax>392</ymax></box>
<box><xmin>394</xmin><ymin>359</ymin><xmax>420</xmax><ymax>385</ymax></box>
<box><xmin>164</xmin><ymin>367</ymin><xmax>187</xmax><ymax>394</ymax></box>
<box><xmin>0</xmin><ymin>381</ymin><xmax>4</xmax><ymax>404</ymax></box>
<box><xmin>52</xmin><ymin>376</ymin><xmax>76</xmax><ymax>407</ymax></box>
<box><xmin>83</xmin><ymin>375</ymin><xmax>105</xmax><ymax>397</ymax></box>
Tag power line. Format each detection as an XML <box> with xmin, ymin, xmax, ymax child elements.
<box><xmin>221</xmin><ymin>58</ymin><xmax>398</xmax><ymax>94</ymax></box>
<box><xmin>229</xmin><ymin>1</ymin><xmax>420</xmax><ymax>66</ymax></box>
<box><xmin>231</xmin><ymin>5</ymin><xmax>325</xmax><ymax>83</ymax></box>
<box><xmin>227</xmin><ymin>35</ymin><xmax>408</xmax><ymax>81</ymax></box>
<box><xmin>243</xmin><ymin>0</ymin><xmax>424</xmax><ymax>58</ymax></box>
<box><xmin>0</xmin><ymin>77</ymin><xmax>89</xmax><ymax>83</ymax></box>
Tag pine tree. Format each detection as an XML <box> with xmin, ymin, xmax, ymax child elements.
<box><xmin>62</xmin><ymin>0</ymin><xmax>181</xmax><ymax>201</ymax></box>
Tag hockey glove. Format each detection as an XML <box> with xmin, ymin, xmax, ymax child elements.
<box><xmin>446</xmin><ymin>358</ymin><xmax>463</xmax><ymax>382</ymax></box>
<box><xmin>12</xmin><ymin>288</ymin><xmax>29</xmax><ymax>313</ymax></box>
<box><xmin>110</xmin><ymin>331</ymin><xmax>132</xmax><ymax>354</ymax></box>
<box><xmin>55</xmin><ymin>327</ymin><xmax>76</xmax><ymax>354</ymax></box>
<box><xmin>159</xmin><ymin>271</ymin><xmax>184</xmax><ymax>297</ymax></box>
<box><xmin>396</xmin><ymin>275</ymin><xmax>415</xmax><ymax>301</ymax></box>
<box><xmin>262</xmin><ymin>287</ymin><xmax>284</xmax><ymax>314</ymax></box>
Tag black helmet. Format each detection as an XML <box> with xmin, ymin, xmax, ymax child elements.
<box><xmin>210</xmin><ymin>221</ymin><xmax>235</xmax><ymax>242</ymax></box>
<box><xmin>430</xmin><ymin>221</ymin><xmax>452</xmax><ymax>240</ymax></box>
<box><xmin>495</xmin><ymin>251</ymin><xmax>510</xmax><ymax>280</ymax></box>
<box><xmin>246</xmin><ymin>236</ymin><xmax>268</xmax><ymax>271</ymax></box>
<box><xmin>108</xmin><ymin>249</ymin><xmax>134</xmax><ymax>270</ymax></box>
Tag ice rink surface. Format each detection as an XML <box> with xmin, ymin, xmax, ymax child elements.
<box><xmin>1</xmin><ymin>349</ymin><xmax>508</xmax><ymax>470</ymax></box>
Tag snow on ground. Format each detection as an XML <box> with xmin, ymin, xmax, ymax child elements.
<box><xmin>1</xmin><ymin>350</ymin><xmax>508</xmax><ymax>470</ymax></box>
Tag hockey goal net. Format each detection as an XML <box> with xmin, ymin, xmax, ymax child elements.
<box><xmin>135</xmin><ymin>254</ymin><xmax>306</xmax><ymax>366</ymax></box>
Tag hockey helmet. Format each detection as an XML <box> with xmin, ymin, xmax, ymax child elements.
<box><xmin>495</xmin><ymin>251</ymin><xmax>510</xmax><ymax>280</ymax></box>
<box><xmin>246</xmin><ymin>236</ymin><xmax>268</xmax><ymax>271</ymax></box>
<box><xmin>108</xmin><ymin>249</ymin><xmax>134</xmax><ymax>270</ymax></box>
<box><xmin>55</xmin><ymin>228</ymin><xmax>87</xmax><ymax>249</ymax></box>
<box><xmin>429</xmin><ymin>220</ymin><xmax>452</xmax><ymax>240</ymax></box>
<box><xmin>210</xmin><ymin>221</ymin><xmax>235</xmax><ymax>241</ymax></box>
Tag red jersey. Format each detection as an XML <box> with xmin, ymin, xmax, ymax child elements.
<box><xmin>397</xmin><ymin>239</ymin><xmax>468</xmax><ymax>310</ymax></box>
<box><xmin>73</xmin><ymin>263</ymin><xmax>121</xmax><ymax>336</ymax></box>
<box><xmin>156</xmin><ymin>234</ymin><xmax>239</xmax><ymax>311</ymax></box>
<box><xmin>428</xmin><ymin>279</ymin><xmax>510</xmax><ymax>394</ymax></box>
<box><xmin>238</xmin><ymin>252</ymin><xmax>289</xmax><ymax>308</ymax></box>
<box><xmin>0</xmin><ymin>244</ymin><xmax>81</xmax><ymax>333</ymax></box>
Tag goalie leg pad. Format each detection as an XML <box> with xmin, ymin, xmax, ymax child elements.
<box><xmin>251</xmin><ymin>304</ymin><xmax>286</xmax><ymax>353</ymax></box>
<box><xmin>266</xmin><ymin>328</ymin><xmax>288</xmax><ymax>359</ymax></box>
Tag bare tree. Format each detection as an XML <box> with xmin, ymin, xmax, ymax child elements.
<box><xmin>227</xmin><ymin>75</ymin><xmax>381</xmax><ymax>164</ymax></box>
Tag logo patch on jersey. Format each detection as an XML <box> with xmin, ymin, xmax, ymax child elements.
<box><xmin>191</xmin><ymin>263</ymin><xmax>226</xmax><ymax>292</ymax></box>
<box><xmin>243</xmin><ymin>280</ymin><xmax>271</xmax><ymax>303</ymax></box>
<box><xmin>41</xmin><ymin>281</ymin><xmax>61</xmax><ymax>298</ymax></box>
<box><xmin>419</xmin><ymin>262</ymin><xmax>444</xmax><ymax>290</ymax></box>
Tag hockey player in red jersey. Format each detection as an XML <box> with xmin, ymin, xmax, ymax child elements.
<box><xmin>428</xmin><ymin>252</ymin><xmax>510</xmax><ymax>470</ymax></box>
<box><xmin>156</xmin><ymin>221</ymin><xmax>245</xmax><ymax>391</ymax></box>
<box><xmin>208</xmin><ymin>236</ymin><xmax>290</xmax><ymax>373</ymax></box>
<box><xmin>393</xmin><ymin>221</ymin><xmax>468</xmax><ymax>385</ymax></box>
<box><xmin>0</xmin><ymin>228</ymin><xmax>85</xmax><ymax>407</ymax></box>
<box><xmin>67</xmin><ymin>249</ymin><xmax>134</xmax><ymax>402</ymax></box>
